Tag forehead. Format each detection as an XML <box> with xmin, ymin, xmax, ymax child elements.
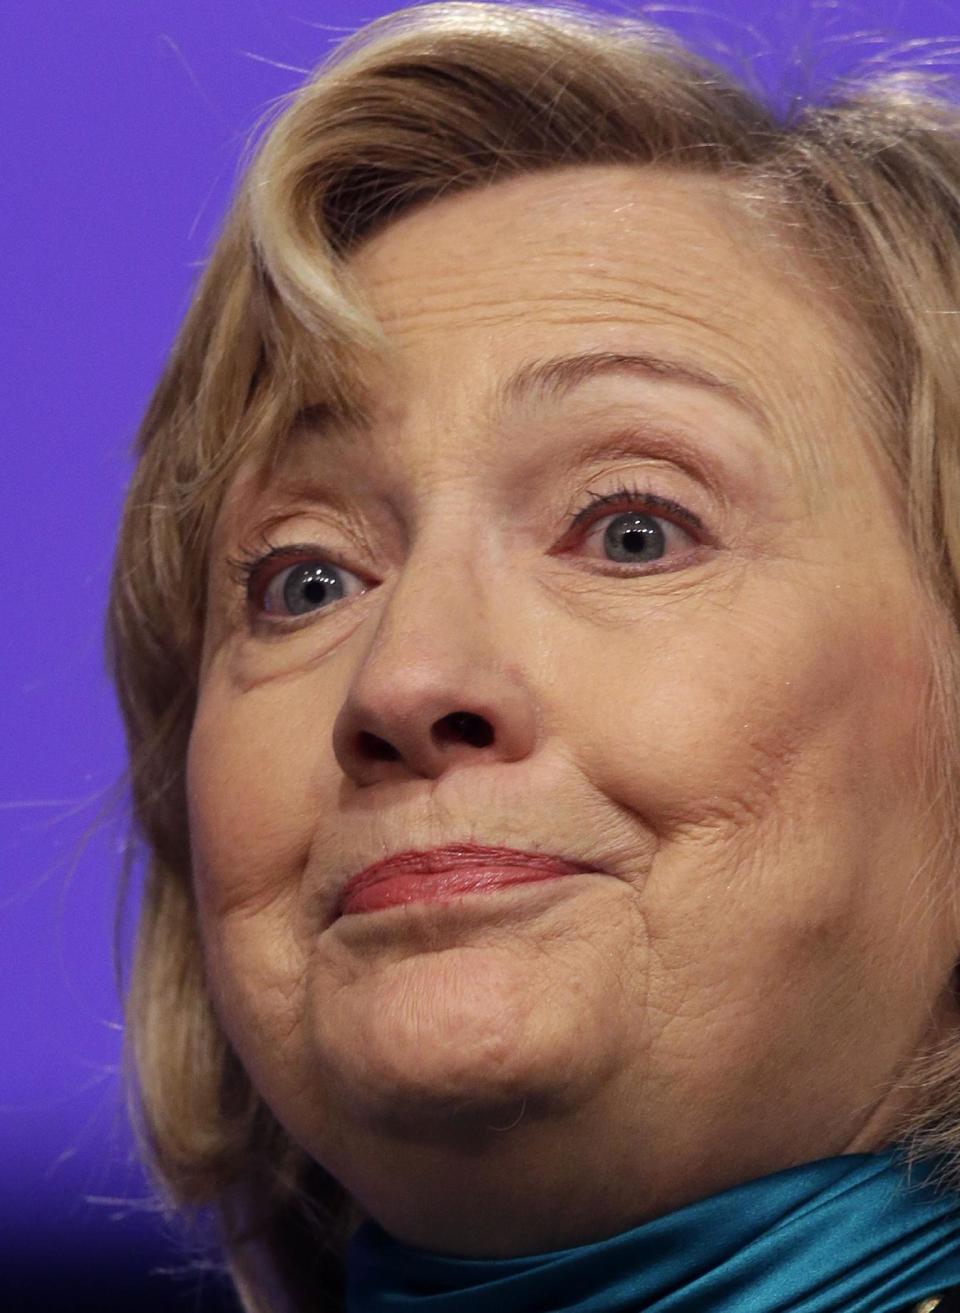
<box><xmin>354</xmin><ymin>166</ymin><xmax>840</xmax><ymax>365</ymax></box>
<box><xmin>340</xmin><ymin>164</ymin><xmax>873</xmax><ymax>491</ymax></box>
<box><xmin>354</xmin><ymin>165</ymin><xmax>775</xmax><ymax>332</ymax></box>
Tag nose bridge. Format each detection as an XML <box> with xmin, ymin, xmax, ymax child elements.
<box><xmin>357</xmin><ymin>417</ymin><xmax>513</xmax><ymax>677</ymax></box>
<box><xmin>331</xmin><ymin>504</ymin><xmax>538</xmax><ymax>783</ymax></box>
<box><xmin>358</xmin><ymin>499</ymin><xmax>512</xmax><ymax>701</ymax></box>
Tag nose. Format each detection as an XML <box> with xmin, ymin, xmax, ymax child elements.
<box><xmin>330</xmin><ymin>544</ymin><xmax>540</xmax><ymax>786</ymax></box>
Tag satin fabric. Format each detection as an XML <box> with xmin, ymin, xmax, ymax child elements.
<box><xmin>346</xmin><ymin>1146</ymin><xmax>960</xmax><ymax>1311</ymax></box>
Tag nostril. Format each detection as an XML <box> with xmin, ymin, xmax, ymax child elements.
<box><xmin>358</xmin><ymin>731</ymin><xmax>401</xmax><ymax>761</ymax></box>
<box><xmin>437</xmin><ymin>712</ymin><xmax>494</xmax><ymax>748</ymax></box>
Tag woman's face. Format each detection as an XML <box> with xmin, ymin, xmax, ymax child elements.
<box><xmin>188</xmin><ymin>165</ymin><xmax>960</xmax><ymax>1255</ymax></box>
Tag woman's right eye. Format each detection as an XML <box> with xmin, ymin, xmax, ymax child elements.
<box><xmin>229</xmin><ymin>545</ymin><xmax>368</xmax><ymax>621</ymax></box>
<box><xmin>262</xmin><ymin>559</ymin><xmax>362</xmax><ymax>617</ymax></box>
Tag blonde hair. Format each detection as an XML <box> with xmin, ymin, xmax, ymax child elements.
<box><xmin>107</xmin><ymin>3</ymin><xmax>960</xmax><ymax>1309</ymax></box>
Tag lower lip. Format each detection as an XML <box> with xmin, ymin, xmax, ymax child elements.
<box><xmin>339</xmin><ymin>866</ymin><xmax>574</xmax><ymax>915</ymax></box>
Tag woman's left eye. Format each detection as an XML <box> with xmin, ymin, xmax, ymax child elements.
<box><xmin>569</xmin><ymin>485</ymin><xmax>702</xmax><ymax>569</ymax></box>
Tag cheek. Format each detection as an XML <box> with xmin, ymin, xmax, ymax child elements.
<box><xmin>580</xmin><ymin>577</ymin><xmax>929</xmax><ymax>824</ymax></box>
<box><xmin>187</xmin><ymin>676</ymin><xmax>328</xmax><ymax>918</ymax></box>
<box><xmin>570</xmin><ymin>575</ymin><xmax>937</xmax><ymax>955</ymax></box>
<box><xmin>185</xmin><ymin>672</ymin><xmax>335</xmax><ymax>1083</ymax></box>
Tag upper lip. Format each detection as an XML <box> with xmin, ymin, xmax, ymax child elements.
<box><xmin>337</xmin><ymin>843</ymin><xmax>598</xmax><ymax>914</ymax></box>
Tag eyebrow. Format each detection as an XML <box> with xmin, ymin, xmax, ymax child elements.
<box><xmin>493</xmin><ymin>350</ymin><xmax>767</xmax><ymax>430</ymax></box>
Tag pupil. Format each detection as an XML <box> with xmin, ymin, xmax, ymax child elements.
<box><xmin>283</xmin><ymin>562</ymin><xmax>344</xmax><ymax>614</ymax></box>
<box><xmin>606</xmin><ymin>513</ymin><xmax>665</xmax><ymax>562</ymax></box>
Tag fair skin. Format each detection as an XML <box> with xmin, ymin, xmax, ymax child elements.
<box><xmin>187</xmin><ymin>165</ymin><xmax>960</xmax><ymax>1257</ymax></box>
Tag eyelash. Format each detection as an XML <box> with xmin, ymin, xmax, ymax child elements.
<box><xmin>227</xmin><ymin>481</ymin><xmax>706</xmax><ymax>623</ymax></box>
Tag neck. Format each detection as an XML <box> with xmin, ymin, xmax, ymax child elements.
<box><xmin>347</xmin><ymin>1144</ymin><xmax>960</xmax><ymax>1313</ymax></box>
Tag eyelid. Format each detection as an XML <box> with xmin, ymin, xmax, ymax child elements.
<box><xmin>568</xmin><ymin>488</ymin><xmax>705</xmax><ymax>537</ymax></box>
<box><xmin>549</xmin><ymin>420</ymin><xmax>737</xmax><ymax>513</ymax></box>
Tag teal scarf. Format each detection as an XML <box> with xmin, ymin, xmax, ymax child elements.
<box><xmin>346</xmin><ymin>1146</ymin><xmax>960</xmax><ymax>1311</ymax></box>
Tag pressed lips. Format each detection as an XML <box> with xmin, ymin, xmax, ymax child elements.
<box><xmin>336</xmin><ymin>843</ymin><xmax>598</xmax><ymax>916</ymax></box>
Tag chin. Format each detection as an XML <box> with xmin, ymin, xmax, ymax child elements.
<box><xmin>304</xmin><ymin>958</ymin><xmax>610</xmax><ymax>1139</ymax></box>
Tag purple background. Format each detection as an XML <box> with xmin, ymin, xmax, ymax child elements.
<box><xmin>4</xmin><ymin>0</ymin><xmax>959</xmax><ymax>1306</ymax></box>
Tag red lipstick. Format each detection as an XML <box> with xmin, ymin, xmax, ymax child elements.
<box><xmin>337</xmin><ymin>843</ymin><xmax>595</xmax><ymax>916</ymax></box>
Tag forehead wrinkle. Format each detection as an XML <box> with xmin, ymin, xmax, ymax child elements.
<box><xmin>370</xmin><ymin>260</ymin><xmax>789</xmax><ymax>390</ymax></box>
<box><xmin>367</xmin><ymin>230</ymin><xmax>753</xmax><ymax>310</ymax></box>
<box><xmin>371</xmin><ymin>269</ymin><xmax>744</xmax><ymax>331</ymax></box>
<box><xmin>373</xmin><ymin>291</ymin><xmax>766</xmax><ymax>371</ymax></box>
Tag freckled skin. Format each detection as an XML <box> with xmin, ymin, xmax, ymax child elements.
<box><xmin>187</xmin><ymin>166</ymin><xmax>960</xmax><ymax>1256</ymax></box>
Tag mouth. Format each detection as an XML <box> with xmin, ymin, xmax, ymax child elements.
<box><xmin>336</xmin><ymin>843</ymin><xmax>599</xmax><ymax>917</ymax></box>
